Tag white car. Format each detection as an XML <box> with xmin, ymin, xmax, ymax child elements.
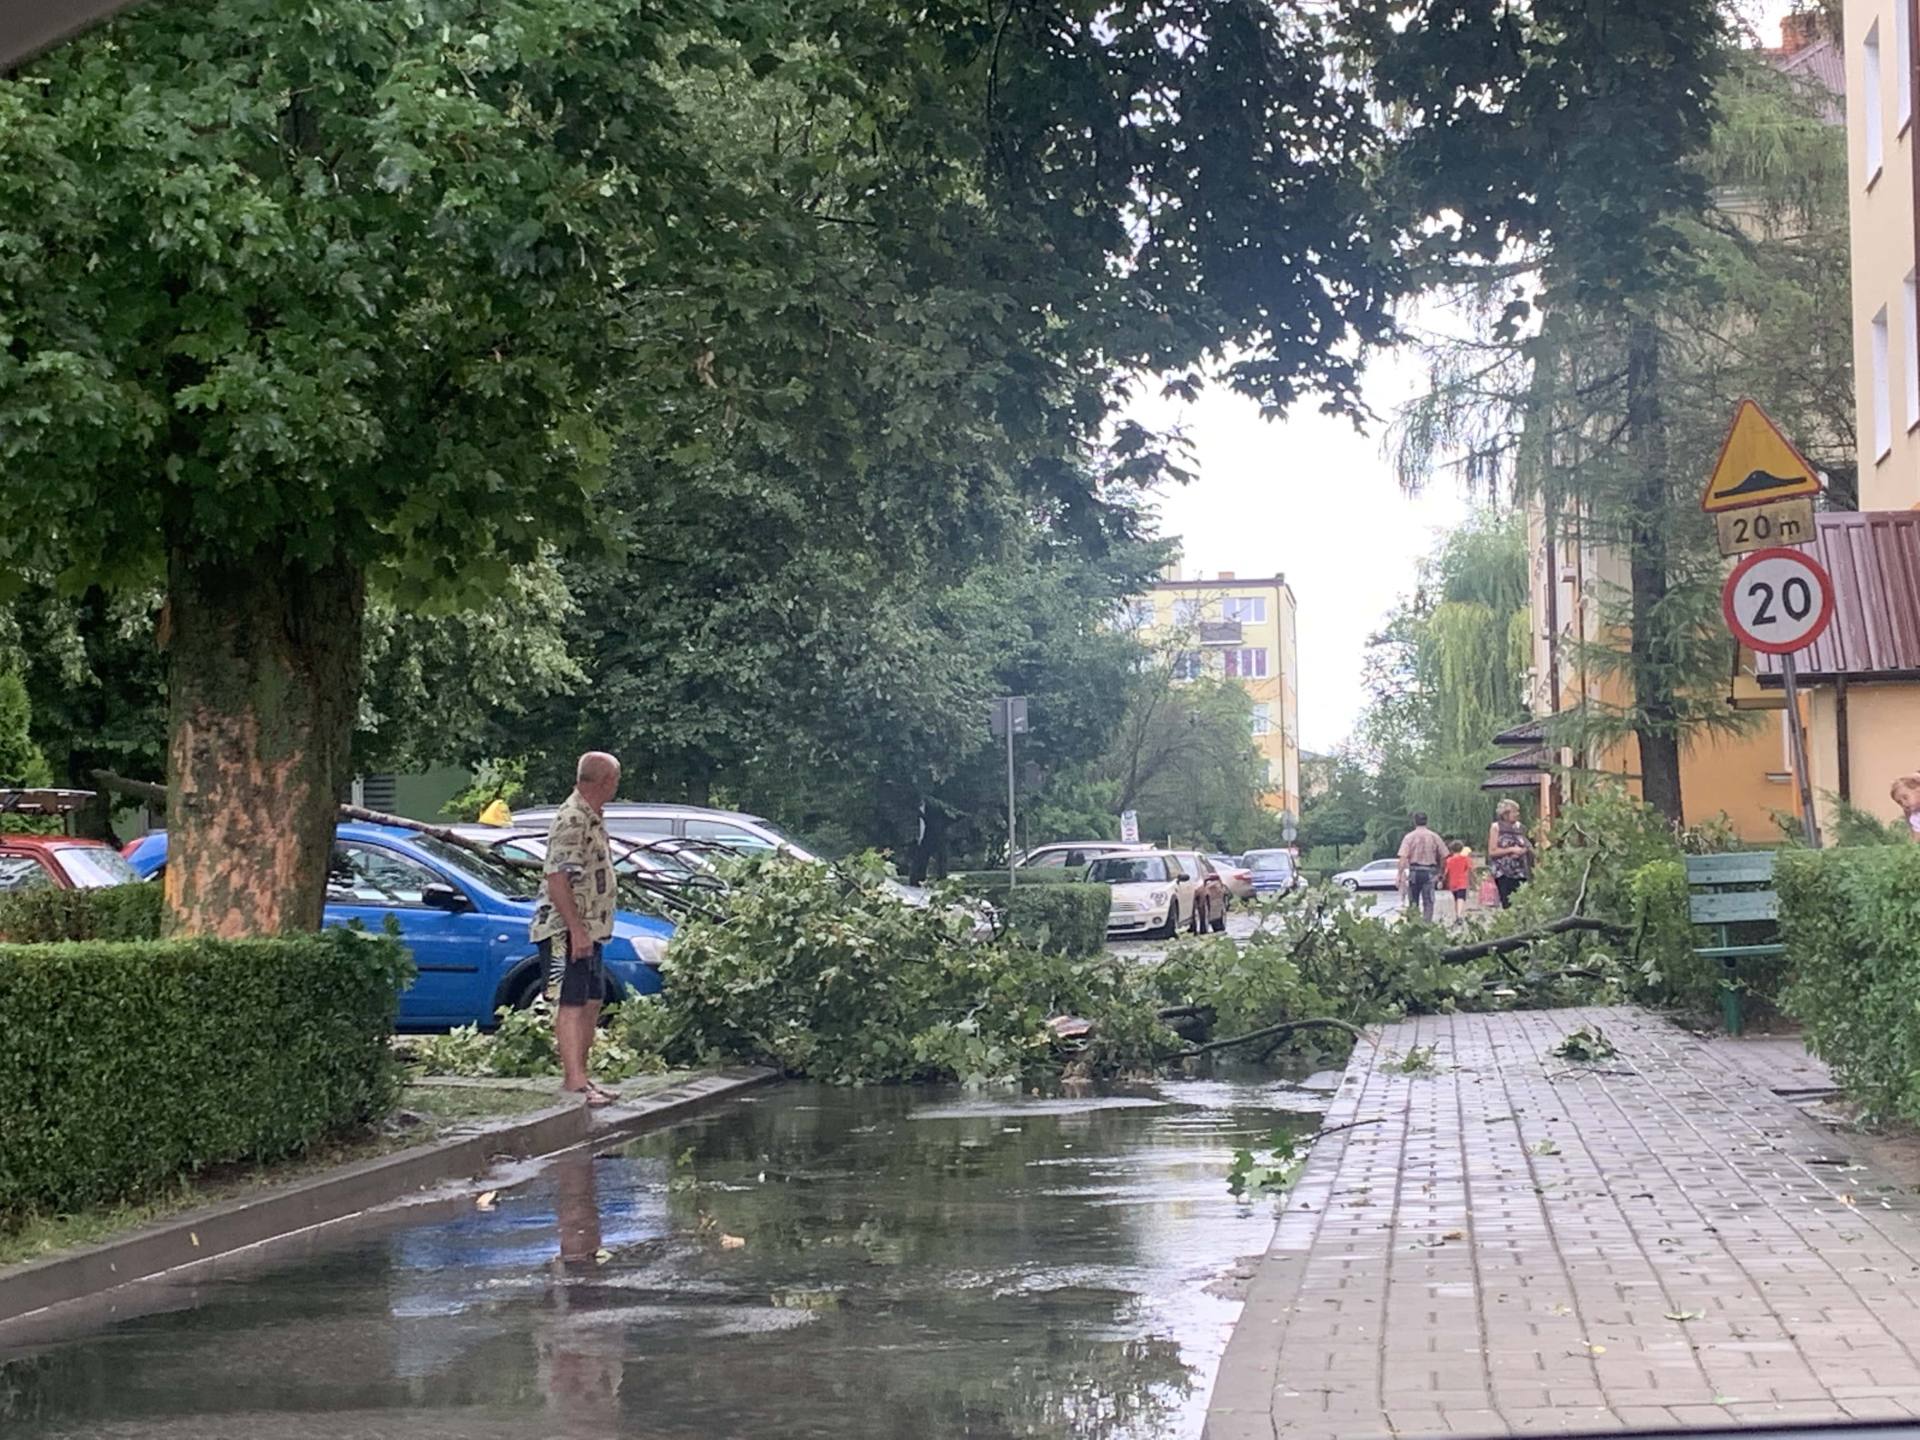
<box><xmin>1332</xmin><ymin>858</ymin><xmax>1402</xmax><ymax>892</ymax></box>
<box><xmin>1086</xmin><ymin>851</ymin><xmax>1196</xmax><ymax>939</ymax></box>
<box><xmin>1015</xmin><ymin>840</ymin><xmax>1152</xmax><ymax>870</ymax></box>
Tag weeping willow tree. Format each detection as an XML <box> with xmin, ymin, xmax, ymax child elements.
<box><xmin>1388</xmin><ymin>41</ymin><xmax>1850</xmax><ymax>822</ymax></box>
<box><xmin>1361</xmin><ymin>513</ymin><xmax>1532</xmax><ymax>845</ymax></box>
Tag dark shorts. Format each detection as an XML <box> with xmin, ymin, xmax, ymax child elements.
<box><xmin>539</xmin><ymin>937</ymin><xmax>608</xmax><ymax>1007</ymax></box>
<box><xmin>1450</xmin><ymin>889</ymin><xmax>1468</xmax><ymax>902</ymax></box>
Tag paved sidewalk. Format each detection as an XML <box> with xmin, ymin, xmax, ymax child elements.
<box><xmin>1206</xmin><ymin>1007</ymin><xmax>1920</xmax><ymax>1440</ymax></box>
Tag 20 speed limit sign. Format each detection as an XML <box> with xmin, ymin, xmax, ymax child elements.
<box><xmin>1720</xmin><ymin>546</ymin><xmax>1834</xmax><ymax>655</ymax></box>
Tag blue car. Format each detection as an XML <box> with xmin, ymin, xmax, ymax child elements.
<box><xmin>1243</xmin><ymin>848</ymin><xmax>1302</xmax><ymax>895</ymax></box>
<box><xmin>123</xmin><ymin>823</ymin><xmax>670</xmax><ymax>1030</ymax></box>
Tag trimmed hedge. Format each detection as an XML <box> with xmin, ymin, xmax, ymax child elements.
<box><xmin>0</xmin><ymin>930</ymin><xmax>410</xmax><ymax>1220</ymax></box>
<box><xmin>1779</xmin><ymin>846</ymin><xmax>1920</xmax><ymax>1122</ymax></box>
<box><xmin>0</xmin><ymin>882</ymin><xmax>163</xmax><ymax>943</ymax></box>
<box><xmin>948</xmin><ymin>868</ymin><xmax>1090</xmax><ymax>885</ymax></box>
<box><xmin>948</xmin><ymin>874</ymin><xmax>1111</xmax><ymax>957</ymax></box>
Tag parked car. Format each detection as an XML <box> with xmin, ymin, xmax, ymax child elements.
<box><xmin>1086</xmin><ymin>850</ymin><xmax>1196</xmax><ymax>940</ymax></box>
<box><xmin>1168</xmin><ymin>850</ymin><xmax>1230</xmax><ymax>933</ymax></box>
<box><xmin>510</xmin><ymin>802</ymin><xmax>815</xmax><ymax>860</ymax></box>
<box><xmin>1243</xmin><ymin>848</ymin><xmax>1303</xmax><ymax>895</ymax></box>
<box><xmin>1206</xmin><ymin>853</ymin><xmax>1256</xmax><ymax>902</ymax></box>
<box><xmin>1014</xmin><ymin>840</ymin><xmax>1151</xmax><ymax>870</ymax></box>
<box><xmin>1332</xmin><ymin>857</ymin><xmax>1402</xmax><ymax>892</ymax></box>
<box><xmin>0</xmin><ymin>790</ymin><xmax>143</xmax><ymax>893</ymax></box>
<box><xmin>0</xmin><ymin>834</ymin><xmax>141</xmax><ymax>892</ymax></box>
<box><xmin>123</xmin><ymin>824</ymin><xmax>671</xmax><ymax>1029</ymax></box>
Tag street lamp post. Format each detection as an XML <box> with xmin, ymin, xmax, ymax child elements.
<box><xmin>988</xmin><ymin>697</ymin><xmax>1029</xmax><ymax>888</ymax></box>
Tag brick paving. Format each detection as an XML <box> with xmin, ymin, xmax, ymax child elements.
<box><xmin>1205</xmin><ymin>1006</ymin><xmax>1920</xmax><ymax>1440</ymax></box>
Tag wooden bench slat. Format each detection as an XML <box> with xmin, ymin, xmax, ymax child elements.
<box><xmin>1685</xmin><ymin>852</ymin><xmax>1777</xmax><ymax>885</ymax></box>
<box><xmin>1690</xmin><ymin>891</ymin><xmax>1780</xmax><ymax>924</ymax></box>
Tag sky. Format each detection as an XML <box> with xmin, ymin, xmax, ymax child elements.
<box><xmin>1131</xmin><ymin>0</ymin><xmax>1803</xmax><ymax>756</ymax></box>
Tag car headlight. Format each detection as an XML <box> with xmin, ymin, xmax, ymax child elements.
<box><xmin>626</xmin><ymin>933</ymin><xmax>669</xmax><ymax>967</ymax></box>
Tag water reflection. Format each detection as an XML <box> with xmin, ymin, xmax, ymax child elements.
<box><xmin>1</xmin><ymin>1079</ymin><xmax>1318</xmax><ymax>1439</ymax></box>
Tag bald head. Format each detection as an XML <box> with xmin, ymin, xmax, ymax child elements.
<box><xmin>575</xmin><ymin>751</ymin><xmax>622</xmax><ymax>809</ymax></box>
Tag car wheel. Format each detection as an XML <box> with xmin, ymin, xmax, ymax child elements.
<box><xmin>1210</xmin><ymin>910</ymin><xmax>1227</xmax><ymax>934</ymax></box>
<box><xmin>1340</xmin><ymin>879</ymin><xmax>1360</xmax><ymax>892</ymax></box>
<box><xmin>1154</xmin><ymin>907</ymin><xmax>1179</xmax><ymax>940</ymax></box>
<box><xmin>507</xmin><ymin>965</ymin><xmax>546</xmax><ymax>1012</ymax></box>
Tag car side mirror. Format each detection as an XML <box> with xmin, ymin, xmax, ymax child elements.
<box><xmin>420</xmin><ymin>882</ymin><xmax>473</xmax><ymax>913</ymax></box>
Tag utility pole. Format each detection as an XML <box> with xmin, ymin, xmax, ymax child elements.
<box><xmin>989</xmin><ymin>697</ymin><xmax>1029</xmax><ymax>885</ymax></box>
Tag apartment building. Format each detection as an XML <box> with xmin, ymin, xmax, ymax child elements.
<box><xmin>1134</xmin><ymin>569</ymin><xmax>1302</xmax><ymax>818</ymax></box>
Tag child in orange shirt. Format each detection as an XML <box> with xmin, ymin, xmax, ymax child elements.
<box><xmin>1442</xmin><ymin>842</ymin><xmax>1475</xmax><ymax>919</ymax></box>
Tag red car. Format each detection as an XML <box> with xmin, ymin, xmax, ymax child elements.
<box><xmin>0</xmin><ymin>789</ymin><xmax>142</xmax><ymax>892</ymax></box>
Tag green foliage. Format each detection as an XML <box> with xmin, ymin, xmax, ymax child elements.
<box><xmin>1780</xmin><ymin>847</ymin><xmax>1920</xmax><ymax>1123</ymax></box>
<box><xmin>0</xmin><ymin>667</ymin><xmax>51</xmax><ymax>789</ymax></box>
<box><xmin>949</xmin><ymin>870</ymin><xmax>1090</xmax><ymax>886</ymax></box>
<box><xmin>1389</xmin><ymin>1045</ymin><xmax>1441</xmax><ymax>1075</ymax></box>
<box><xmin>1827</xmin><ymin>798</ymin><xmax>1909</xmax><ymax>848</ymax></box>
<box><xmin>0</xmin><ymin>930</ymin><xmax>409</xmax><ymax>1221</ymax></box>
<box><xmin>0</xmin><ymin>882</ymin><xmax>163</xmax><ymax>942</ymax></box>
<box><xmin>664</xmin><ymin>855</ymin><xmax>1151</xmax><ymax>1084</ymax></box>
<box><xmin>952</xmin><ymin>879</ymin><xmax>1113</xmax><ymax>960</ymax></box>
<box><xmin>1549</xmin><ymin>1025</ymin><xmax>1618</xmax><ymax>1063</ymax></box>
<box><xmin>1624</xmin><ymin>858</ymin><xmax>1718</xmax><ymax>1010</ymax></box>
<box><xmin>1099</xmin><ymin>665</ymin><xmax>1274</xmax><ymax>854</ymax></box>
<box><xmin>1227</xmin><ymin>1131</ymin><xmax>1307</xmax><ymax>1198</ymax></box>
<box><xmin>414</xmin><ymin>996</ymin><xmax>674</xmax><ymax>1082</ymax></box>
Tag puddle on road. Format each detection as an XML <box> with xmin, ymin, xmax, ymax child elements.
<box><xmin>1</xmin><ymin>1078</ymin><xmax>1319</xmax><ymax>1439</ymax></box>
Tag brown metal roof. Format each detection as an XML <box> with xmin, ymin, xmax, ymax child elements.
<box><xmin>1753</xmin><ymin>511</ymin><xmax>1920</xmax><ymax>682</ymax></box>
<box><xmin>1485</xmin><ymin>745</ymin><xmax>1551</xmax><ymax>772</ymax></box>
<box><xmin>1480</xmin><ymin>773</ymin><xmax>1543</xmax><ymax>791</ymax></box>
<box><xmin>1491</xmin><ymin>717</ymin><xmax>1546</xmax><ymax>746</ymax></box>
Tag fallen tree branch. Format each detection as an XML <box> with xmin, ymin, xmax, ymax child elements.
<box><xmin>1300</xmin><ymin>1116</ymin><xmax>1384</xmax><ymax>1149</ymax></box>
<box><xmin>1175</xmin><ymin>1016</ymin><xmax>1370</xmax><ymax>1059</ymax></box>
<box><xmin>1441</xmin><ymin>915</ymin><xmax>1628</xmax><ymax>963</ymax></box>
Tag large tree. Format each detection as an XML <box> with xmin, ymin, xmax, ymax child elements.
<box><xmin>0</xmin><ymin>0</ymin><xmax>1730</xmax><ymax>927</ymax></box>
<box><xmin>1387</xmin><ymin>37</ymin><xmax>1847</xmax><ymax>822</ymax></box>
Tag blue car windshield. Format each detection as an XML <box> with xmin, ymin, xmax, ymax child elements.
<box><xmin>1246</xmin><ymin>851</ymin><xmax>1294</xmax><ymax>874</ymax></box>
<box><xmin>409</xmin><ymin>835</ymin><xmax>541</xmax><ymax>901</ymax></box>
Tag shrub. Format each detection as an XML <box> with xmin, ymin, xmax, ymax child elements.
<box><xmin>1780</xmin><ymin>846</ymin><xmax>1920</xmax><ymax>1123</ymax></box>
<box><xmin>0</xmin><ymin>882</ymin><xmax>163</xmax><ymax>942</ymax></box>
<box><xmin>947</xmin><ymin>873</ymin><xmax>1111</xmax><ymax>958</ymax></box>
<box><xmin>0</xmin><ymin>930</ymin><xmax>410</xmax><ymax>1221</ymax></box>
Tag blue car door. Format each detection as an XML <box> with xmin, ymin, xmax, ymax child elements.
<box><xmin>323</xmin><ymin>841</ymin><xmax>497</xmax><ymax>1027</ymax></box>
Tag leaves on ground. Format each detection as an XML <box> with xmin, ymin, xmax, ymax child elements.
<box><xmin>1550</xmin><ymin>1025</ymin><xmax>1619</xmax><ymax>1063</ymax></box>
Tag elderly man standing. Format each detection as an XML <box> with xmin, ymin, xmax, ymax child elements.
<box><xmin>529</xmin><ymin>751</ymin><xmax>623</xmax><ymax>1106</ymax></box>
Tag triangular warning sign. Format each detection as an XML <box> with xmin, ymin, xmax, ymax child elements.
<box><xmin>1701</xmin><ymin>399</ymin><xmax>1823</xmax><ymax>512</ymax></box>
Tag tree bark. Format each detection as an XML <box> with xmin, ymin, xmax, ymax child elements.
<box><xmin>162</xmin><ymin>549</ymin><xmax>365</xmax><ymax>937</ymax></box>
<box><xmin>1623</xmin><ymin>317</ymin><xmax>1684</xmax><ymax>824</ymax></box>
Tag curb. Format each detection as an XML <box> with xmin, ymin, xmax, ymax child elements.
<box><xmin>0</xmin><ymin>1065</ymin><xmax>776</xmax><ymax>1328</ymax></box>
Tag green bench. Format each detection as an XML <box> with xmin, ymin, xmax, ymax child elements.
<box><xmin>1686</xmin><ymin>852</ymin><xmax>1783</xmax><ymax>1036</ymax></box>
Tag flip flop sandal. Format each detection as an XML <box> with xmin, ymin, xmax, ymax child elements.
<box><xmin>587</xmin><ymin>1083</ymin><xmax>621</xmax><ymax>1104</ymax></box>
<box><xmin>564</xmin><ymin>1085</ymin><xmax>615</xmax><ymax>1109</ymax></box>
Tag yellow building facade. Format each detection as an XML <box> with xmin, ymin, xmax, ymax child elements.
<box><xmin>1847</xmin><ymin>0</ymin><xmax>1920</xmax><ymax>510</ymax></box>
<box><xmin>1138</xmin><ymin>570</ymin><xmax>1302</xmax><ymax>818</ymax></box>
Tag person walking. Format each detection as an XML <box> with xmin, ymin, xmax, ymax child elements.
<box><xmin>1396</xmin><ymin>811</ymin><xmax>1448</xmax><ymax>922</ymax></box>
<box><xmin>1486</xmin><ymin>798</ymin><xmax>1534</xmax><ymax>908</ymax></box>
<box><xmin>1441</xmin><ymin>841</ymin><xmax>1475</xmax><ymax>920</ymax></box>
<box><xmin>528</xmin><ymin>751</ymin><xmax>623</xmax><ymax>1107</ymax></box>
<box><xmin>1893</xmin><ymin>774</ymin><xmax>1920</xmax><ymax>842</ymax></box>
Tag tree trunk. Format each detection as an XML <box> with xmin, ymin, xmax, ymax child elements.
<box><xmin>163</xmin><ymin>550</ymin><xmax>365</xmax><ymax>936</ymax></box>
<box><xmin>1623</xmin><ymin>317</ymin><xmax>1684</xmax><ymax>824</ymax></box>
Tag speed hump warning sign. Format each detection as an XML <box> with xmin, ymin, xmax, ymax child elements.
<box><xmin>1701</xmin><ymin>399</ymin><xmax>1823</xmax><ymax>512</ymax></box>
<box><xmin>1720</xmin><ymin>547</ymin><xmax>1834</xmax><ymax>656</ymax></box>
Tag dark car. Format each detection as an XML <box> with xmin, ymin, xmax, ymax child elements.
<box><xmin>1243</xmin><ymin>848</ymin><xmax>1302</xmax><ymax>895</ymax></box>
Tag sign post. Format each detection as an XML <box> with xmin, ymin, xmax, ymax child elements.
<box><xmin>989</xmin><ymin>697</ymin><xmax>1029</xmax><ymax>885</ymax></box>
<box><xmin>1119</xmin><ymin>810</ymin><xmax>1139</xmax><ymax>844</ymax></box>
<box><xmin>1720</xmin><ymin>547</ymin><xmax>1834</xmax><ymax>848</ymax></box>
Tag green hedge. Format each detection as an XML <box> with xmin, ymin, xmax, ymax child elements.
<box><xmin>948</xmin><ymin>874</ymin><xmax>1111</xmax><ymax>957</ymax></box>
<box><xmin>0</xmin><ymin>882</ymin><xmax>163</xmax><ymax>942</ymax></box>
<box><xmin>0</xmin><ymin>930</ymin><xmax>410</xmax><ymax>1220</ymax></box>
<box><xmin>1779</xmin><ymin>846</ymin><xmax>1920</xmax><ymax>1122</ymax></box>
<box><xmin>948</xmin><ymin>868</ymin><xmax>1090</xmax><ymax>885</ymax></box>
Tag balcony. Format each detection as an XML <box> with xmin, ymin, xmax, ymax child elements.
<box><xmin>1197</xmin><ymin>620</ymin><xmax>1243</xmax><ymax>646</ymax></box>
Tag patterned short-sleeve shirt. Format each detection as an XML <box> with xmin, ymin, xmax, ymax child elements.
<box><xmin>528</xmin><ymin>791</ymin><xmax>616</xmax><ymax>944</ymax></box>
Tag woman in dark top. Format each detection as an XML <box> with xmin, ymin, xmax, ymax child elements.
<box><xmin>1486</xmin><ymin>799</ymin><xmax>1534</xmax><ymax>909</ymax></box>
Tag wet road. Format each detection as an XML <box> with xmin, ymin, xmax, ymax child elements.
<box><xmin>2</xmin><ymin>1079</ymin><xmax>1321</xmax><ymax>1440</ymax></box>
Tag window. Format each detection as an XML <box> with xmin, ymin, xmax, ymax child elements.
<box><xmin>1171</xmin><ymin>650</ymin><xmax>1204</xmax><ymax>682</ymax></box>
<box><xmin>1114</xmin><ymin>598</ymin><xmax>1153</xmax><ymax>629</ymax></box>
<box><xmin>1900</xmin><ymin>0</ymin><xmax>1914</xmax><ymax>132</ymax></box>
<box><xmin>1224</xmin><ymin>647</ymin><xmax>1269</xmax><ymax>679</ymax></box>
<box><xmin>51</xmin><ymin>845</ymin><xmax>139</xmax><ymax>888</ymax></box>
<box><xmin>1874</xmin><ymin>304</ymin><xmax>1894</xmax><ymax>459</ymax></box>
<box><xmin>1906</xmin><ymin>273</ymin><xmax>1919</xmax><ymax>430</ymax></box>
<box><xmin>1251</xmin><ymin>703</ymin><xmax>1272</xmax><ymax>736</ymax></box>
<box><xmin>329</xmin><ymin>843</ymin><xmax>442</xmax><ymax>906</ymax></box>
<box><xmin>1087</xmin><ymin>856</ymin><xmax>1168</xmax><ymax>885</ymax></box>
<box><xmin>685</xmin><ymin>819</ymin><xmax>776</xmax><ymax>854</ymax></box>
<box><xmin>1866</xmin><ymin>22</ymin><xmax>1885</xmax><ymax>182</ymax></box>
<box><xmin>1222</xmin><ymin>596</ymin><xmax>1267</xmax><ymax>624</ymax></box>
<box><xmin>0</xmin><ymin>854</ymin><xmax>52</xmax><ymax>893</ymax></box>
<box><xmin>1171</xmin><ymin>598</ymin><xmax>1203</xmax><ymax>625</ymax></box>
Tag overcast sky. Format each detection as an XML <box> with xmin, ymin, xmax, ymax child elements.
<box><xmin>1131</xmin><ymin>0</ymin><xmax>1803</xmax><ymax>755</ymax></box>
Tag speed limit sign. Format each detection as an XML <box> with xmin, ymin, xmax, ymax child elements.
<box><xmin>1721</xmin><ymin>546</ymin><xmax>1834</xmax><ymax>655</ymax></box>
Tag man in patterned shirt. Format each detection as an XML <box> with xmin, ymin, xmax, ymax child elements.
<box><xmin>529</xmin><ymin>751</ymin><xmax>622</xmax><ymax>1105</ymax></box>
